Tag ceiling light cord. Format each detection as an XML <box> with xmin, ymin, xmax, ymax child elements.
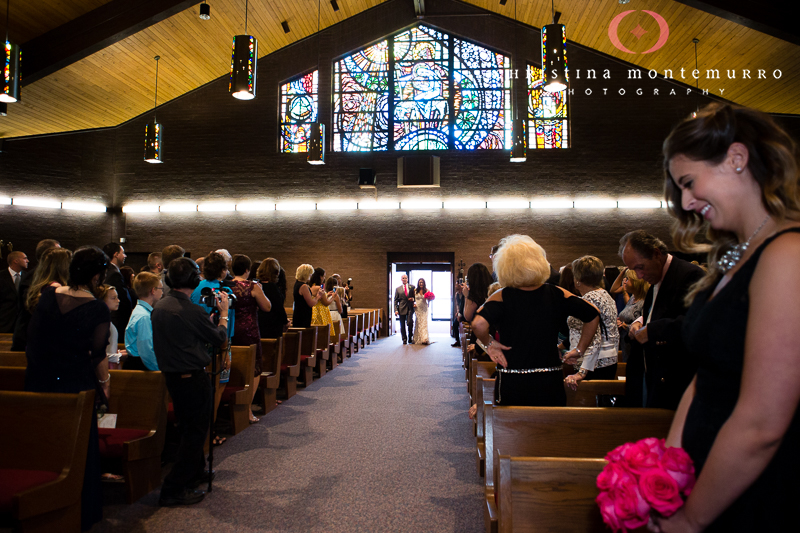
<box><xmin>153</xmin><ymin>56</ymin><xmax>160</xmax><ymax>122</ymax></box>
<box><xmin>245</xmin><ymin>0</ymin><xmax>249</xmax><ymax>35</ymax></box>
<box><xmin>5</xmin><ymin>0</ymin><xmax>10</xmax><ymax>43</ymax></box>
<box><xmin>693</xmin><ymin>39</ymin><xmax>699</xmax><ymax>90</ymax></box>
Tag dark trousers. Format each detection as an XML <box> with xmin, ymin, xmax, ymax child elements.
<box><xmin>162</xmin><ymin>370</ymin><xmax>212</xmax><ymax>497</ymax></box>
<box><xmin>398</xmin><ymin>312</ymin><xmax>414</xmax><ymax>342</ymax></box>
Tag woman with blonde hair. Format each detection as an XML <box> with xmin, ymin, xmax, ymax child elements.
<box><xmin>26</xmin><ymin>247</ymin><xmax>73</xmax><ymax>313</ymax></box>
<box><xmin>293</xmin><ymin>263</ymin><xmax>324</xmax><ymax>328</ymax></box>
<box><xmin>471</xmin><ymin>235</ymin><xmax>601</xmax><ymax>406</ymax></box>
<box><xmin>614</xmin><ymin>268</ymin><xmax>649</xmax><ymax>362</ymax></box>
<box><xmin>651</xmin><ymin>103</ymin><xmax>800</xmax><ymax>532</ymax></box>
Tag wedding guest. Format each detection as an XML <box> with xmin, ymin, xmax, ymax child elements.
<box><xmin>615</xmin><ymin>269</ymin><xmax>649</xmax><ymax>362</ymax></box>
<box><xmin>24</xmin><ymin>247</ymin><xmax>72</xmax><ymax>313</ymax></box>
<box><xmin>102</xmin><ymin>243</ymin><xmax>133</xmax><ymax>342</ymax></box>
<box><xmin>310</xmin><ymin>267</ymin><xmax>334</xmax><ymax>335</ymax></box>
<box><xmin>160</xmin><ymin>244</ymin><xmax>185</xmax><ymax>296</ymax></box>
<box><xmin>125</xmin><ymin>272</ymin><xmax>163</xmax><ymax>371</ymax></box>
<box><xmin>0</xmin><ymin>250</ymin><xmax>28</xmax><ymax>333</ymax></box>
<box><xmin>146</xmin><ymin>252</ymin><xmax>163</xmax><ymax>273</ymax></box>
<box><xmin>230</xmin><ymin>254</ymin><xmax>271</xmax><ymax>424</ymax></box>
<box><xmin>472</xmin><ymin>235</ymin><xmax>601</xmax><ymax>406</ymax></box>
<box><xmin>97</xmin><ymin>285</ymin><xmax>122</xmax><ymax>357</ymax></box>
<box><xmin>325</xmin><ymin>276</ymin><xmax>344</xmax><ymax>335</ymax></box>
<box><xmin>256</xmin><ymin>258</ymin><xmax>289</xmax><ymax>339</ymax></box>
<box><xmin>293</xmin><ymin>264</ymin><xmax>323</xmax><ymax>328</ymax></box>
<box><xmin>25</xmin><ymin>246</ymin><xmax>111</xmax><ymax>530</ymax></box>
<box><xmin>564</xmin><ymin>256</ymin><xmax>619</xmax><ymax>389</ymax></box>
<box><xmin>652</xmin><ymin>104</ymin><xmax>800</xmax><ymax>532</ymax></box>
<box><xmin>11</xmin><ymin>239</ymin><xmax>61</xmax><ymax>350</ymax></box>
<box><xmin>462</xmin><ymin>263</ymin><xmax>493</xmax><ymax>358</ymax></box>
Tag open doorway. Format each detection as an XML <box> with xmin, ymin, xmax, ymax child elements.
<box><xmin>387</xmin><ymin>252</ymin><xmax>454</xmax><ymax>337</ymax></box>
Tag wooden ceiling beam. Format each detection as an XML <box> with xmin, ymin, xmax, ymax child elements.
<box><xmin>21</xmin><ymin>0</ymin><xmax>204</xmax><ymax>85</ymax></box>
<box><xmin>672</xmin><ymin>0</ymin><xmax>800</xmax><ymax>46</ymax></box>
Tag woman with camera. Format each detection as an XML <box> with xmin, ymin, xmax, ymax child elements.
<box><xmin>293</xmin><ymin>264</ymin><xmax>324</xmax><ymax>328</ymax></box>
<box><xmin>230</xmin><ymin>254</ymin><xmax>271</xmax><ymax>424</ymax></box>
<box><xmin>309</xmin><ymin>267</ymin><xmax>335</xmax><ymax>335</ymax></box>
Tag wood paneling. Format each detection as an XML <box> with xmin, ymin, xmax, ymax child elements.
<box><xmin>0</xmin><ymin>0</ymin><xmax>796</xmax><ymax>140</ymax></box>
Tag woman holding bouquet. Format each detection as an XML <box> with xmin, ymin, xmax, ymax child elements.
<box><xmin>412</xmin><ymin>278</ymin><xmax>435</xmax><ymax>345</ymax></box>
<box><xmin>652</xmin><ymin>103</ymin><xmax>800</xmax><ymax>532</ymax></box>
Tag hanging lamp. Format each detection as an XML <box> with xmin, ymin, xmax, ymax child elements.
<box><xmin>691</xmin><ymin>38</ymin><xmax>700</xmax><ymax>118</ymax></box>
<box><xmin>144</xmin><ymin>56</ymin><xmax>163</xmax><ymax>164</ymax></box>
<box><xmin>230</xmin><ymin>0</ymin><xmax>257</xmax><ymax>100</ymax></box>
<box><xmin>1</xmin><ymin>0</ymin><xmax>20</xmax><ymax>103</ymax></box>
<box><xmin>542</xmin><ymin>1</ymin><xmax>568</xmax><ymax>93</ymax></box>
<box><xmin>307</xmin><ymin>0</ymin><xmax>325</xmax><ymax>165</ymax></box>
<box><xmin>510</xmin><ymin>0</ymin><xmax>526</xmax><ymax>162</ymax></box>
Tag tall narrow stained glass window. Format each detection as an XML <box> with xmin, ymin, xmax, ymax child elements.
<box><xmin>280</xmin><ymin>70</ymin><xmax>319</xmax><ymax>153</ymax></box>
<box><xmin>332</xmin><ymin>24</ymin><xmax>513</xmax><ymax>152</ymax></box>
<box><xmin>527</xmin><ymin>65</ymin><xmax>569</xmax><ymax>149</ymax></box>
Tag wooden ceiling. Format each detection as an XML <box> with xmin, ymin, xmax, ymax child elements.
<box><xmin>1</xmin><ymin>0</ymin><xmax>797</xmax><ymax>139</ymax></box>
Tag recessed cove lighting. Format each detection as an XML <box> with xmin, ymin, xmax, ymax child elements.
<box><xmin>317</xmin><ymin>200</ymin><xmax>357</xmax><ymax>211</ymax></box>
<box><xmin>160</xmin><ymin>203</ymin><xmax>198</xmax><ymax>213</ymax></box>
<box><xmin>618</xmin><ymin>199</ymin><xmax>663</xmax><ymax>209</ymax></box>
<box><xmin>276</xmin><ymin>201</ymin><xmax>316</xmax><ymax>211</ymax></box>
<box><xmin>401</xmin><ymin>199</ymin><xmax>442</xmax><ymax>210</ymax></box>
<box><xmin>358</xmin><ymin>200</ymin><xmax>399</xmax><ymax>210</ymax></box>
<box><xmin>444</xmin><ymin>199</ymin><xmax>486</xmax><ymax>210</ymax></box>
<box><xmin>198</xmin><ymin>203</ymin><xmax>236</xmax><ymax>212</ymax></box>
<box><xmin>574</xmin><ymin>199</ymin><xmax>618</xmax><ymax>209</ymax></box>
<box><xmin>487</xmin><ymin>199</ymin><xmax>530</xmax><ymax>209</ymax></box>
<box><xmin>122</xmin><ymin>204</ymin><xmax>160</xmax><ymax>213</ymax></box>
<box><xmin>531</xmin><ymin>198</ymin><xmax>574</xmax><ymax>209</ymax></box>
<box><xmin>13</xmin><ymin>198</ymin><xmax>61</xmax><ymax>209</ymax></box>
<box><xmin>0</xmin><ymin>196</ymin><xmax>11</xmax><ymax>205</ymax></box>
<box><xmin>62</xmin><ymin>202</ymin><xmax>107</xmax><ymax>212</ymax></box>
<box><xmin>236</xmin><ymin>202</ymin><xmax>275</xmax><ymax>212</ymax></box>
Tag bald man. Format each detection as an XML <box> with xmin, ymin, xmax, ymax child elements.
<box><xmin>1</xmin><ymin>251</ymin><xmax>29</xmax><ymax>333</ymax></box>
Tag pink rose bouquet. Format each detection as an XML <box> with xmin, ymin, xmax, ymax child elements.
<box><xmin>424</xmin><ymin>291</ymin><xmax>435</xmax><ymax>301</ymax></box>
<box><xmin>596</xmin><ymin>438</ymin><xmax>695</xmax><ymax>532</ymax></box>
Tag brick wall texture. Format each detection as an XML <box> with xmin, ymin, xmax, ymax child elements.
<box><xmin>2</xmin><ymin>0</ymin><xmax>798</xmax><ymax>314</ymax></box>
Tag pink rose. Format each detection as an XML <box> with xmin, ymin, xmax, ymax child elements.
<box><xmin>597</xmin><ymin>461</ymin><xmax>634</xmax><ymax>492</ymax></box>
<box><xmin>639</xmin><ymin>468</ymin><xmax>684</xmax><ymax>517</ymax></box>
<box><xmin>613</xmin><ymin>476</ymin><xmax>650</xmax><ymax>530</ymax></box>
<box><xmin>596</xmin><ymin>491</ymin><xmax>624</xmax><ymax>532</ymax></box>
<box><xmin>661</xmin><ymin>447</ymin><xmax>696</xmax><ymax>495</ymax></box>
<box><xmin>605</xmin><ymin>442</ymin><xmax>634</xmax><ymax>463</ymax></box>
<box><xmin>623</xmin><ymin>439</ymin><xmax>664</xmax><ymax>475</ymax></box>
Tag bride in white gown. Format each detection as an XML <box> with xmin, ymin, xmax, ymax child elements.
<box><xmin>413</xmin><ymin>278</ymin><xmax>435</xmax><ymax>345</ymax></box>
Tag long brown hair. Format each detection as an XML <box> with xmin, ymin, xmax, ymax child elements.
<box><xmin>415</xmin><ymin>278</ymin><xmax>427</xmax><ymax>295</ymax></box>
<box><xmin>27</xmin><ymin>248</ymin><xmax>73</xmax><ymax>312</ymax></box>
<box><xmin>663</xmin><ymin>103</ymin><xmax>800</xmax><ymax>301</ymax></box>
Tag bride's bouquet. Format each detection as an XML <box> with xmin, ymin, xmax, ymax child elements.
<box><xmin>596</xmin><ymin>438</ymin><xmax>696</xmax><ymax>532</ymax></box>
<box><xmin>423</xmin><ymin>291</ymin><xmax>435</xmax><ymax>301</ymax></box>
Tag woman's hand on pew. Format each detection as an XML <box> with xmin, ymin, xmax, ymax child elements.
<box><xmin>468</xmin><ymin>403</ymin><xmax>477</xmax><ymax>419</ymax></box>
<box><xmin>486</xmin><ymin>341</ymin><xmax>510</xmax><ymax>368</ymax></box>
<box><xmin>564</xmin><ymin>373</ymin><xmax>583</xmax><ymax>391</ymax></box>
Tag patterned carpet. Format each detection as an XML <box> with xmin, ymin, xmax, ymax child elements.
<box><xmin>91</xmin><ymin>326</ymin><xmax>483</xmax><ymax>532</ymax></box>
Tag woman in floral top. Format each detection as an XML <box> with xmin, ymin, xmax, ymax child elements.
<box><xmin>565</xmin><ymin>256</ymin><xmax>620</xmax><ymax>389</ymax></box>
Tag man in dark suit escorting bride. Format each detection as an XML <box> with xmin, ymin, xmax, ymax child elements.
<box><xmin>394</xmin><ymin>274</ymin><xmax>415</xmax><ymax>345</ymax></box>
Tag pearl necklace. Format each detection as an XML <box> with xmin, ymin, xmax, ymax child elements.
<box><xmin>717</xmin><ymin>215</ymin><xmax>770</xmax><ymax>274</ymax></box>
<box><xmin>77</xmin><ymin>288</ymin><xmax>96</xmax><ymax>298</ymax></box>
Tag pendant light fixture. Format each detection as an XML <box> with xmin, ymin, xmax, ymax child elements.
<box><xmin>1</xmin><ymin>0</ymin><xmax>21</xmax><ymax>104</ymax></box>
<box><xmin>230</xmin><ymin>0</ymin><xmax>257</xmax><ymax>100</ymax></box>
<box><xmin>199</xmin><ymin>2</ymin><xmax>211</xmax><ymax>20</ymax></box>
<box><xmin>144</xmin><ymin>56</ymin><xmax>163</xmax><ymax>164</ymax></box>
<box><xmin>307</xmin><ymin>0</ymin><xmax>325</xmax><ymax>165</ymax></box>
<box><xmin>691</xmin><ymin>38</ymin><xmax>700</xmax><ymax>118</ymax></box>
<box><xmin>542</xmin><ymin>1</ymin><xmax>568</xmax><ymax>93</ymax></box>
<box><xmin>510</xmin><ymin>0</ymin><xmax>526</xmax><ymax>162</ymax></box>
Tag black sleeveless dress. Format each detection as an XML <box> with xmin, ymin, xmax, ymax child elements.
<box><xmin>682</xmin><ymin>228</ymin><xmax>800</xmax><ymax>531</ymax></box>
<box><xmin>292</xmin><ymin>280</ymin><xmax>312</xmax><ymax>328</ymax></box>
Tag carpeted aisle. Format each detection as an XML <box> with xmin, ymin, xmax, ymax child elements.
<box><xmin>94</xmin><ymin>323</ymin><xmax>483</xmax><ymax>532</ymax></box>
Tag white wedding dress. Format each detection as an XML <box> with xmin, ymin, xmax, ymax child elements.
<box><xmin>413</xmin><ymin>292</ymin><xmax>431</xmax><ymax>345</ymax></box>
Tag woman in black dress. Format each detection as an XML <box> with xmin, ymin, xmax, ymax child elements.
<box><xmin>653</xmin><ymin>104</ymin><xmax>800</xmax><ymax>532</ymax></box>
<box><xmin>257</xmin><ymin>258</ymin><xmax>289</xmax><ymax>338</ymax></box>
<box><xmin>25</xmin><ymin>246</ymin><xmax>111</xmax><ymax>531</ymax></box>
<box><xmin>472</xmin><ymin>235</ymin><xmax>601</xmax><ymax>406</ymax></box>
<box><xmin>461</xmin><ymin>262</ymin><xmax>493</xmax><ymax>361</ymax></box>
<box><xmin>292</xmin><ymin>263</ymin><xmax>323</xmax><ymax>328</ymax></box>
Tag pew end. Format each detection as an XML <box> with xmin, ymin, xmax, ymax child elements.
<box><xmin>258</xmin><ymin>338</ymin><xmax>283</xmax><ymax>415</ymax></box>
<box><xmin>565</xmin><ymin>380</ymin><xmax>626</xmax><ymax>407</ymax></box>
<box><xmin>222</xmin><ymin>345</ymin><xmax>257</xmax><ymax>435</ymax></box>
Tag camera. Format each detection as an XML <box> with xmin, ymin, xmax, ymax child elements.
<box><xmin>200</xmin><ymin>286</ymin><xmax>238</xmax><ymax>310</ymax></box>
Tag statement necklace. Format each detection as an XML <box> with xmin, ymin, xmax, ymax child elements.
<box><xmin>717</xmin><ymin>215</ymin><xmax>770</xmax><ymax>274</ymax></box>
<box><xmin>77</xmin><ymin>287</ymin><xmax>96</xmax><ymax>298</ymax></box>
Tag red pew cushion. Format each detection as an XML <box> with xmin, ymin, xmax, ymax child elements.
<box><xmin>0</xmin><ymin>469</ymin><xmax>60</xmax><ymax>511</ymax></box>
<box><xmin>220</xmin><ymin>386</ymin><xmax>245</xmax><ymax>404</ymax></box>
<box><xmin>98</xmin><ymin>428</ymin><xmax>149</xmax><ymax>457</ymax></box>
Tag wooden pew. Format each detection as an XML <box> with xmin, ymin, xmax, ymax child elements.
<box><xmin>470</xmin><ymin>360</ymin><xmax>495</xmax><ymax>407</ymax></box>
<box><xmin>330</xmin><ymin>320</ymin><xmax>345</xmax><ymax>364</ymax></box>
<box><xmin>0</xmin><ymin>351</ymin><xmax>27</xmax><ymax>367</ymax></box>
<box><xmin>484</xmin><ymin>405</ymin><xmax>674</xmax><ymax>533</ymax></box>
<box><xmin>310</xmin><ymin>324</ymin><xmax>331</xmax><ymax>376</ymax></box>
<box><xmin>281</xmin><ymin>331</ymin><xmax>302</xmax><ymax>399</ymax></box>
<box><xmin>101</xmin><ymin>370</ymin><xmax>168</xmax><ymax>504</ymax></box>
<box><xmin>476</xmin><ymin>374</ymin><xmax>496</xmax><ymax>477</ymax></box>
<box><xmin>288</xmin><ymin>327</ymin><xmax>317</xmax><ymax>386</ymax></box>
<box><xmin>0</xmin><ymin>390</ymin><xmax>95</xmax><ymax>533</ymax></box>
<box><xmin>221</xmin><ymin>344</ymin><xmax>257</xmax><ymax>435</ymax></box>
<box><xmin>257</xmin><ymin>337</ymin><xmax>282</xmax><ymax>415</ymax></box>
<box><xmin>565</xmin><ymin>380</ymin><xmax>626</xmax><ymax>407</ymax></box>
<box><xmin>0</xmin><ymin>365</ymin><xmax>26</xmax><ymax>391</ymax></box>
<box><xmin>616</xmin><ymin>362</ymin><xmax>626</xmax><ymax>377</ymax></box>
<box><xmin>342</xmin><ymin>316</ymin><xmax>355</xmax><ymax>358</ymax></box>
<box><xmin>496</xmin><ymin>456</ymin><xmax>608</xmax><ymax>533</ymax></box>
<box><xmin>347</xmin><ymin>314</ymin><xmax>359</xmax><ymax>354</ymax></box>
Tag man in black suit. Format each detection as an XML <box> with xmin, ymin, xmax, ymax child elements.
<box><xmin>394</xmin><ymin>274</ymin><xmax>415</xmax><ymax>344</ymax></box>
<box><xmin>102</xmin><ymin>243</ymin><xmax>133</xmax><ymax>342</ymax></box>
<box><xmin>1</xmin><ymin>250</ymin><xmax>29</xmax><ymax>333</ymax></box>
<box><xmin>620</xmin><ymin>230</ymin><xmax>705</xmax><ymax>410</ymax></box>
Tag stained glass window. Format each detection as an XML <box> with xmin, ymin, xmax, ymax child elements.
<box><xmin>527</xmin><ymin>65</ymin><xmax>569</xmax><ymax>149</ymax></box>
<box><xmin>280</xmin><ymin>70</ymin><xmax>319</xmax><ymax>153</ymax></box>
<box><xmin>332</xmin><ymin>24</ymin><xmax>512</xmax><ymax>152</ymax></box>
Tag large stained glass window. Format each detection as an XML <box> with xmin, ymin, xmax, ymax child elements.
<box><xmin>280</xmin><ymin>70</ymin><xmax>319</xmax><ymax>153</ymax></box>
<box><xmin>332</xmin><ymin>24</ymin><xmax>512</xmax><ymax>152</ymax></box>
<box><xmin>527</xmin><ymin>65</ymin><xmax>569</xmax><ymax>149</ymax></box>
